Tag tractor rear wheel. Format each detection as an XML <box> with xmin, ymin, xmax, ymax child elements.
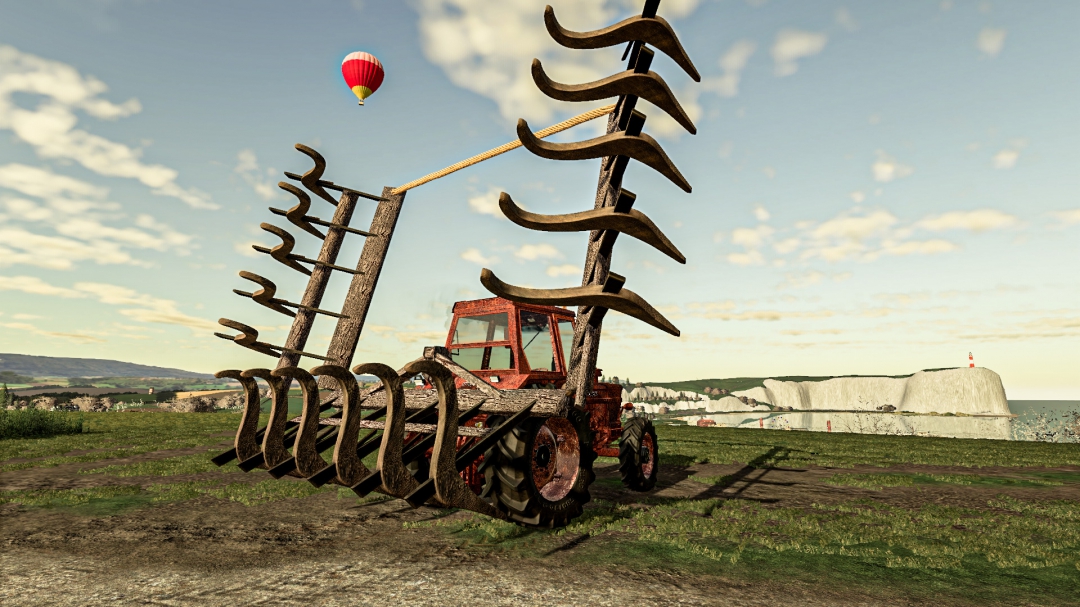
<box><xmin>482</xmin><ymin>408</ymin><xmax>595</xmax><ymax>528</ymax></box>
<box><xmin>619</xmin><ymin>417</ymin><xmax>658</xmax><ymax>491</ymax></box>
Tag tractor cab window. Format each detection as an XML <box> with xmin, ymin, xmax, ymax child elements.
<box><xmin>451</xmin><ymin>313</ymin><xmax>508</xmax><ymax>344</ymax></box>
<box><xmin>450</xmin><ymin>346</ymin><xmax>513</xmax><ymax>371</ymax></box>
<box><xmin>520</xmin><ymin>310</ymin><xmax>556</xmax><ymax>372</ymax></box>
<box><xmin>558</xmin><ymin>319</ymin><xmax>574</xmax><ymax>370</ymax></box>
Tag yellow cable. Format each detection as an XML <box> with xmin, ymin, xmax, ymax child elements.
<box><xmin>391</xmin><ymin>104</ymin><xmax>615</xmax><ymax>195</ymax></box>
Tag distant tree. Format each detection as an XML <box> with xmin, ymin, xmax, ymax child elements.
<box><xmin>0</xmin><ymin>383</ymin><xmax>9</xmax><ymax>408</ymax></box>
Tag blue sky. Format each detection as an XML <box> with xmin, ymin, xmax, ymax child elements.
<box><xmin>0</xmin><ymin>0</ymin><xmax>1076</xmax><ymax>398</ymax></box>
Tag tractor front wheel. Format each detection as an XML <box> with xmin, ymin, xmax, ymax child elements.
<box><xmin>619</xmin><ymin>417</ymin><xmax>658</xmax><ymax>491</ymax></box>
<box><xmin>481</xmin><ymin>409</ymin><xmax>595</xmax><ymax>528</ymax></box>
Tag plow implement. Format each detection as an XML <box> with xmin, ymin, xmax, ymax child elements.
<box><xmin>213</xmin><ymin>0</ymin><xmax>696</xmax><ymax>528</ymax></box>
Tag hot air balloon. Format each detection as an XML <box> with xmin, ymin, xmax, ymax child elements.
<box><xmin>341</xmin><ymin>52</ymin><xmax>384</xmax><ymax>105</ymax></box>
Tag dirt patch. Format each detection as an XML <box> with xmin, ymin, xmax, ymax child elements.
<box><xmin>2</xmin><ymin>491</ymin><xmax>918</xmax><ymax>607</ymax></box>
<box><xmin>3</xmin><ymin>447</ymin><xmax>1077</xmax><ymax>606</ymax></box>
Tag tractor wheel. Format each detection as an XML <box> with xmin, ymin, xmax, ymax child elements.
<box><xmin>619</xmin><ymin>417</ymin><xmax>658</xmax><ymax>491</ymax></box>
<box><xmin>483</xmin><ymin>408</ymin><xmax>595</xmax><ymax>528</ymax></box>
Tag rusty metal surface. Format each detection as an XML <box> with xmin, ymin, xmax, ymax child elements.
<box><xmin>233</xmin><ymin>272</ymin><xmax>345</xmax><ymax>319</ymax></box>
<box><xmin>498</xmin><ymin>191</ymin><xmax>684</xmax><ymax>263</ymax></box>
<box><xmin>239</xmin><ymin>369</ymin><xmax>289</xmax><ymax>470</ymax></box>
<box><xmin>294</xmin><ymin>144</ymin><xmax>338</xmax><ymax>205</ymax></box>
<box><xmin>273</xmin><ymin>182</ymin><xmax>326</xmax><ymax>239</ymax></box>
<box><xmin>543</xmin><ymin>5</ymin><xmax>700</xmax><ymax>81</ymax></box>
<box><xmin>531</xmin><ymin>58</ymin><xmax>695</xmax><ymax>134</ymax></box>
<box><xmin>516</xmin><ymin>117</ymin><xmax>690</xmax><ymax>193</ymax></box>
<box><xmin>274</xmin><ymin>367</ymin><xmax>328</xmax><ymax>478</ymax></box>
<box><xmin>480</xmin><ymin>268</ymin><xmax>679</xmax><ymax>336</ymax></box>
<box><xmin>216</xmin><ymin>370</ymin><xmax>262</xmax><ymax>463</ymax></box>
<box><xmin>311</xmin><ymin>365</ymin><xmax>370</xmax><ymax>487</ymax></box>
<box><xmin>405</xmin><ymin>360</ymin><xmax>500</xmax><ymax>515</ymax></box>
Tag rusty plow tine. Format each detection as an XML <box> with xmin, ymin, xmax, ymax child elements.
<box><xmin>274</xmin><ymin>181</ymin><xmax>326</xmax><ymax>239</ymax></box>
<box><xmin>401</xmin><ymin>360</ymin><xmax>498</xmax><ymax>514</ymax></box>
<box><xmin>480</xmin><ymin>268</ymin><xmax>680</xmax><ymax>336</ymax></box>
<box><xmin>308</xmin><ymin>403</ymin><xmax>388</xmax><ymax>488</ymax></box>
<box><xmin>234</xmin><ymin>271</ymin><xmax>295</xmax><ymax>317</ymax></box>
<box><xmin>211</xmin><ymin>370</ymin><xmax>261</xmax><ymax>466</ymax></box>
<box><xmin>498</xmin><ymin>191</ymin><xmax>684</xmax><ymax>264</ymax></box>
<box><xmin>292</xmin><ymin>143</ymin><xmax>338</xmax><ymax>205</ymax></box>
<box><xmin>270</xmin><ymin>367</ymin><xmax>327</xmax><ymax>478</ymax></box>
<box><xmin>531</xmin><ymin>58</ymin><xmax>695</xmax><ymax>135</ymax></box>
<box><xmin>516</xmin><ymin>117</ymin><xmax>690</xmax><ymax>193</ymax></box>
<box><xmin>543</xmin><ymin>5</ymin><xmax>699</xmax><ymax>81</ymax></box>
<box><xmin>253</xmin><ymin>223</ymin><xmax>312</xmax><ymax>275</ymax></box>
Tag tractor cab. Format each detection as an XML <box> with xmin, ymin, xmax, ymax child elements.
<box><xmin>446</xmin><ymin>297</ymin><xmax>575</xmax><ymax>390</ymax></box>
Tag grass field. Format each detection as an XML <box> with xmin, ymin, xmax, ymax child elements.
<box><xmin>2</xmin><ymin>412</ymin><xmax>1078</xmax><ymax>605</ymax></box>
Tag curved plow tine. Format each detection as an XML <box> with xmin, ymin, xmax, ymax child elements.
<box><xmin>342</xmin><ymin>362</ymin><xmax>419</xmax><ymax>498</ymax></box>
<box><xmin>294</xmin><ymin>143</ymin><xmax>338</xmax><ymax>205</ymax></box>
<box><xmin>255</xmin><ymin>223</ymin><xmax>362</xmax><ymax>276</ymax></box>
<box><xmin>303</xmin><ymin>366</ymin><xmax>366</xmax><ymax>487</ymax></box>
<box><xmin>517</xmin><ymin>117</ymin><xmax>691</xmax><ymax>193</ymax></box>
<box><xmin>252</xmin><ymin>223</ymin><xmax>311</xmax><ymax>275</ymax></box>
<box><xmin>214</xmin><ymin>319</ymin><xmax>280</xmax><ymax>357</ymax></box>
<box><xmin>531</xmin><ymin>58</ymin><xmax>695</xmax><ymax>135</ymax></box>
<box><xmin>543</xmin><ymin>5</ymin><xmax>700</xmax><ymax>81</ymax></box>
<box><xmin>235</xmin><ymin>271</ymin><xmax>346</xmax><ymax>319</ymax></box>
<box><xmin>234</xmin><ymin>271</ymin><xmax>295</xmax><ymax>317</ymax></box>
<box><xmin>269</xmin><ymin>367</ymin><xmax>327</xmax><ymax>478</ymax></box>
<box><xmin>499</xmin><ymin>191</ymin><xmax>684</xmax><ymax>264</ymax></box>
<box><xmin>400</xmin><ymin>360</ymin><xmax>500</xmax><ymax>516</ymax></box>
<box><xmin>233</xmin><ymin>369</ymin><xmax>290</xmax><ymax>471</ymax></box>
<box><xmin>273</xmin><ymin>182</ymin><xmax>326</xmax><ymax>239</ymax></box>
<box><xmin>211</xmin><ymin>370</ymin><xmax>261</xmax><ymax>466</ymax></box>
<box><xmin>480</xmin><ymin>268</ymin><xmax>680</xmax><ymax>337</ymax></box>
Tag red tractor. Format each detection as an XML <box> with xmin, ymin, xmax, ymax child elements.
<box><xmin>433</xmin><ymin>297</ymin><xmax>658</xmax><ymax>515</ymax></box>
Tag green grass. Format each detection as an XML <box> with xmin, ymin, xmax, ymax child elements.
<box><xmin>825</xmin><ymin>472</ymin><xmax>1068</xmax><ymax>490</ymax></box>
<box><xmin>0</xmin><ymin>478</ymin><xmax>385</xmax><ymax>515</ymax></box>
<box><xmin>656</xmin><ymin>425</ymin><xmax>1080</xmax><ymax>469</ymax></box>
<box><xmin>0</xmin><ymin>408</ymin><xmax>84</xmax><ymax>439</ymax></box>
<box><xmin>0</xmin><ymin>411</ymin><xmax>238</xmax><ymax>472</ymax></box>
<box><xmin>416</xmin><ymin>494</ymin><xmax>1080</xmax><ymax>605</ymax></box>
<box><xmin>80</xmin><ymin>451</ymin><xmax>225</xmax><ymax>477</ymax></box>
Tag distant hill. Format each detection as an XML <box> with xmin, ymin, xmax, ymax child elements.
<box><xmin>0</xmin><ymin>353</ymin><xmax>213</xmax><ymax>379</ymax></box>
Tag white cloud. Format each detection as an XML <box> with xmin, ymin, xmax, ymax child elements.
<box><xmin>835</xmin><ymin>8</ymin><xmax>858</xmax><ymax>32</ymax></box>
<box><xmin>726</xmin><ymin>250</ymin><xmax>764</xmax><ymax>266</ymax></box>
<box><xmin>731</xmin><ymin>225</ymin><xmax>774</xmax><ymax>249</ymax></box>
<box><xmin>460</xmin><ymin>247</ymin><xmax>496</xmax><ymax>265</ymax></box>
<box><xmin>872</xmin><ymin>151</ymin><xmax>914</xmax><ymax>183</ymax></box>
<box><xmin>771</xmin><ymin>29</ymin><xmax>828</xmax><ymax>77</ymax></box>
<box><xmin>545</xmin><ymin>263</ymin><xmax>579</xmax><ymax>277</ymax></box>
<box><xmin>234</xmin><ymin>149</ymin><xmax>279</xmax><ymax>200</ymax></box>
<box><xmin>514</xmin><ymin>242</ymin><xmax>563</xmax><ymax>261</ymax></box>
<box><xmin>1051</xmin><ymin>209</ymin><xmax>1080</xmax><ymax>227</ymax></box>
<box><xmin>415</xmin><ymin>1</ymin><xmax>704</xmax><ymax>130</ymax></box>
<box><xmin>702</xmin><ymin>39</ymin><xmax>756</xmax><ymax>98</ymax></box>
<box><xmin>881</xmin><ymin>239</ymin><xmax>958</xmax><ymax>256</ymax></box>
<box><xmin>977</xmin><ymin>27</ymin><xmax>1006</xmax><ymax>57</ymax></box>
<box><xmin>0</xmin><ymin>161</ymin><xmax>194</xmax><ymax>270</ymax></box>
<box><xmin>992</xmin><ymin>148</ymin><xmax>1019</xmax><ymax>169</ymax></box>
<box><xmin>850</xmin><ymin>190</ymin><xmax>865</xmax><ymax>203</ymax></box>
<box><xmin>916</xmin><ymin>209</ymin><xmax>1017</xmax><ymax>232</ymax></box>
<box><xmin>753</xmin><ymin>205</ymin><xmax>770</xmax><ymax>222</ymax></box>
<box><xmin>0</xmin><ymin>275</ymin><xmax>84</xmax><ymax>297</ymax></box>
<box><xmin>0</xmin><ymin>275</ymin><xmax>216</xmax><ymax>332</ymax></box>
<box><xmin>0</xmin><ymin>163</ymin><xmax>106</xmax><ymax>199</ymax></box>
<box><xmin>467</xmin><ymin>187</ymin><xmax>503</xmax><ymax>217</ymax></box>
<box><xmin>0</xmin><ymin>45</ymin><xmax>215</xmax><ymax>210</ymax></box>
<box><xmin>0</xmin><ymin>321</ymin><xmax>104</xmax><ymax>344</ymax></box>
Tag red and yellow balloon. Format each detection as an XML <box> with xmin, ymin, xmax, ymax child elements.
<box><xmin>341</xmin><ymin>52</ymin><xmax>384</xmax><ymax>105</ymax></box>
